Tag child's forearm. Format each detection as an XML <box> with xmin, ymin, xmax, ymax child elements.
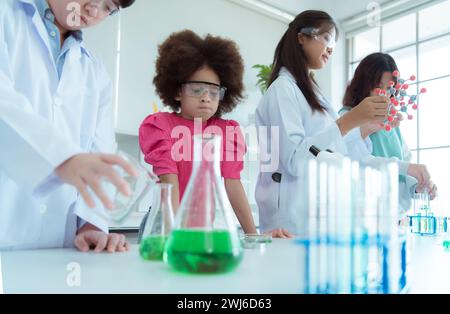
<box><xmin>224</xmin><ymin>179</ymin><xmax>257</xmax><ymax>234</ymax></box>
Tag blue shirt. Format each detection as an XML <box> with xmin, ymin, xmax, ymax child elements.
<box><xmin>34</xmin><ymin>0</ymin><xmax>83</xmax><ymax>78</ymax></box>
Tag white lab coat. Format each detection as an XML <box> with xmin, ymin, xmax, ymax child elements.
<box><xmin>0</xmin><ymin>0</ymin><xmax>112</xmax><ymax>250</ymax></box>
<box><xmin>255</xmin><ymin>68</ymin><xmax>412</xmax><ymax>234</ymax></box>
<box><xmin>255</xmin><ymin>68</ymin><xmax>349</xmax><ymax>233</ymax></box>
<box><xmin>339</xmin><ymin>109</ymin><xmax>417</xmax><ymax>214</ymax></box>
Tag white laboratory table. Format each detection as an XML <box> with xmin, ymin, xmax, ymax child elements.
<box><xmin>1</xmin><ymin>235</ymin><xmax>449</xmax><ymax>294</ymax></box>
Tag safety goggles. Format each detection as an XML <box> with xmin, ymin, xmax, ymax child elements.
<box><xmin>181</xmin><ymin>81</ymin><xmax>227</xmax><ymax>101</ymax></box>
<box><xmin>89</xmin><ymin>0</ymin><xmax>120</xmax><ymax>16</ymax></box>
<box><xmin>299</xmin><ymin>27</ymin><xmax>336</xmax><ymax>50</ymax></box>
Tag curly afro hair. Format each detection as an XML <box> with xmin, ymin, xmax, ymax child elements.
<box><xmin>153</xmin><ymin>30</ymin><xmax>245</xmax><ymax>117</ymax></box>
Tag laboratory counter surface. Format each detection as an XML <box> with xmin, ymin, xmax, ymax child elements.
<box><xmin>1</xmin><ymin>235</ymin><xmax>449</xmax><ymax>294</ymax></box>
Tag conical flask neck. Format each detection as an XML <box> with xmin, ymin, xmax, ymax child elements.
<box><xmin>192</xmin><ymin>134</ymin><xmax>221</xmax><ymax>177</ymax></box>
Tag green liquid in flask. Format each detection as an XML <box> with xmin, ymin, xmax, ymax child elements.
<box><xmin>165</xmin><ymin>229</ymin><xmax>243</xmax><ymax>274</ymax></box>
<box><xmin>139</xmin><ymin>235</ymin><xmax>167</xmax><ymax>261</ymax></box>
<box><xmin>443</xmin><ymin>240</ymin><xmax>450</xmax><ymax>250</ymax></box>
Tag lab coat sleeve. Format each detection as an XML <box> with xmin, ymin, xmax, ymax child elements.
<box><xmin>402</xmin><ymin>138</ymin><xmax>413</xmax><ymax>162</ymax></box>
<box><xmin>72</xmin><ymin>62</ymin><xmax>115</xmax><ymax>234</ymax></box>
<box><xmin>338</xmin><ymin>109</ymin><xmax>373</xmax><ymax>156</ymax></box>
<box><xmin>337</xmin><ymin>108</ymin><xmax>412</xmax><ymax>174</ymax></box>
<box><xmin>369</xmin><ymin>134</ymin><xmax>410</xmax><ymax>176</ymax></box>
<box><xmin>401</xmin><ymin>140</ymin><xmax>418</xmax><ymax>196</ymax></box>
<box><xmin>0</xmin><ymin>30</ymin><xmax>82</xmax><ymax>193</ymax></box>
<box><xmin>343</xmin><ymin>127</ymin><xmax>374</xmax><ymax>158</ymax></box>
<box><xmin>268</xmin><ymin>78</ymin><xmax>346</xmax><ymax>177</ymax></box>
<box><xmin>358</xmin><ymin>152</ymin><xmax>410</xmax><ymax>176</ymax></box>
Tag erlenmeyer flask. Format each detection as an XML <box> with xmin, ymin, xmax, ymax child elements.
<box><xmin>164</xmin><ymin>134</ymin><xmax>243</xmax><ymax>274</ymax></box>
<box><xmin>139</xmin><ymin>183</ymin><xmax>175</xmax><ymax>261</ymax></box>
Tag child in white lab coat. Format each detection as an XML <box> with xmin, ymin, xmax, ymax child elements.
<box><xmin>340</xmin><ymin>53</ymin><xmax>437</xmax><ymax>213</ymax></box>
<box><xmin>255</xmin><ymin>11</ymin><xmax>433</xmax><ymax>234</ymax></box>
<box><xmin>0</xmin><ymin>0</ymin><xmax>136</xmax><ymax>252</ymax></box>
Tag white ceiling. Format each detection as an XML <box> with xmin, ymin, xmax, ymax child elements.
<box><xmin>259</xmin><ymin>0</ymin><xmax>392</xmax><ymax>21</ymax></box>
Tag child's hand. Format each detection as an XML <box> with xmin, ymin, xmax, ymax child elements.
<box><xmin>416</xmin><ymin>181</ymin><xmax>438</xmax><ymax>200</ymax></box>
<box><xmin>361</xmin><ymin>113</ymin><xmax>402</xmax><ymax>138</ymax></box>
<box><xmin>267</xmin><ymin>228</ymin><xmax>294</xmax><ymax>239</ymax></box>
<box><xmin>75</xmin><ymin>223</ymin><xmax>129</xmax><ymax>253</ymax></box>
<box><xmin>408</xmin><ymin>164</ymin><xmax>431</xmax><ymax>192</ymax></box>
<box><xmin>361</xmin><ymin>120</ymin><xmax>384</xmax><ymax>138</ymax></box>
<box><xmin>55</xmin><ymin>153</ymin><xmax>137</xmax><ymax>210</ymax></box>
<box><xmin>353</xmin><ymin>96</ymin><xmax>390</xmax><ymax>124</ymax></box>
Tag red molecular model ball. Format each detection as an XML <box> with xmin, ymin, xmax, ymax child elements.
<box><xmin>388</xmin><ymin>116</ymin><xmax>395</xmax><ymax>122</ymax></box>
<box><xmin>393</xmin><ymin>71</ymin><xmax>400</xmax><ymax>77</ymax></box>
<box><xmin>408</xmin><ymin>115</ymin><xmax>414</xmax><ymax>120</ymax></box>
<box><xmin>421</xmin><ymin>88</ymin><xmax>427</xmax><ymax>93</ymax></box>
<box><xmin>410</xmin><ymin>75</ymin><xmax>416</xmax><ymax>81</ymax></box>
<box><xmin>412</xmin><ymin>105</ymin><xmax>418</xmax><ymax>110</ymax></box>
<box><xmin>385</xmin><ymin>125</ymin><xmax>392</xmax><ymax>131</ymax></box>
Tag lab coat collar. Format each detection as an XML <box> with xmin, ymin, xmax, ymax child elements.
<box><xmin>35</xmin><ymin>0</ymin><xmax>85</xmax><ymax>43</ymax></box>
<box><xmin>19</xmin><ymin>0</ymin><xmax>93</xmax><ymax>62</ymax></box>
<box><xmin>80</xmin><ymin>42</ymin><xmax>93</xmax><ymax>60</ymax></box>
<box><xmin>279</xmin><ymin>67</ymin><xmax>295</xmax><ymax>82</ymax></box>
<box><xmin>20</xmin><ymin>0</ymin><xmax>54</xmax><ymax>64</ymax></box>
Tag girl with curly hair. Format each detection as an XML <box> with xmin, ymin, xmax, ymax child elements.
<box><xmin>139</xmin><ymin>30</ymin><xmax>257</xmax><ymax>234</ymax></box>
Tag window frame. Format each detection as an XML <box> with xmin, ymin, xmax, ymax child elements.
<box><xmin>347</xmin><ymin>4</ymin><xmax>450</xmax><ymax>162</ymax></box>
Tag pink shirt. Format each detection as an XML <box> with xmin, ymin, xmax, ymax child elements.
<box><xmin>139</xmin><ymin>112</ymin><xmax>246</xmax><ymax>200</ymax></box>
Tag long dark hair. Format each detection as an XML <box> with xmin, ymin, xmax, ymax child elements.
<box><xmin>343</xmin><ymin>53</ymin><xmax>399</xmax><ymax>108</ymax></box>
<box><xmin>269</xmin><ymin>10</ymin><xmax>338</xmax><ymax>113</ymax></box>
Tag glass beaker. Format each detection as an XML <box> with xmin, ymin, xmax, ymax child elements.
<box><xmin>164</xmin><ymin>134</ymin><xmax>243</xmax><ymax>274</ymax></box>
<box><xmin>98</xmin><ymin>151</ymin><xmax>157</xmax><ymax>223</ymax></box>
<box><xmin>139</xmin><ymin>183</ymin><xmax>174</xmax><ymax>261</ymax></box>
<box><xmin>443</xmin><ymin>229</ymin><xmax>450</xmax><ymax>250</ymax></box>
<box><xmin>240</xmin><ymin>233</ymin><xmax>272</xmax><ymax>249</ymax></box>
<box><xmin>411</xmin><ymin>189</ymin><xmax>436</xmax><ymax>235</ymax></box>
<box><xmin>414</xmin><ymin>190</ymin><xmax>430</xmax><ymax>214</ymax></box>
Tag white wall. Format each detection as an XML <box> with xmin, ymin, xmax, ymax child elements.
<box><xmin>113</xmin><ymin>0</ymin><xmax>288</xmax><ymax>135</ymax></box>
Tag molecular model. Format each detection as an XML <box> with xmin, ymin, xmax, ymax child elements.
<box><xmin>375</xmin><ymin>71</ymin><xmax>427</xmax><ymax>131</ymax></box>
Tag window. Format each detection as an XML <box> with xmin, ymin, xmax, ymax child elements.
<box><xmin>347</xmin><ymin>0</ymin><xmax>450</xmax><ymax>216</ymax></box>
<box><xmin>382</xmin><ymin>14</ymin><xmax>416</xmax><ymax>51</ymax></box>
<box><xmin>351</xmin><ymin>28</ymin><xmax>380</xmax><ymax>62</ymax></box>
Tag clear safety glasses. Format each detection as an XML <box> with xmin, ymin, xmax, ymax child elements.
<box><xmin>299</xmin><ymin>27</ymin><xmax>336</xmax><ymax>50</ymax></box>
<box><xmin>181</xmin><ymin>81</ymin><xmax>227</xmax><ymax>101</ymax></box>
<box><xmin>89</xmin><ymin>0</ymin><xmax>120</xmax><ymax>16</ymax></box>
